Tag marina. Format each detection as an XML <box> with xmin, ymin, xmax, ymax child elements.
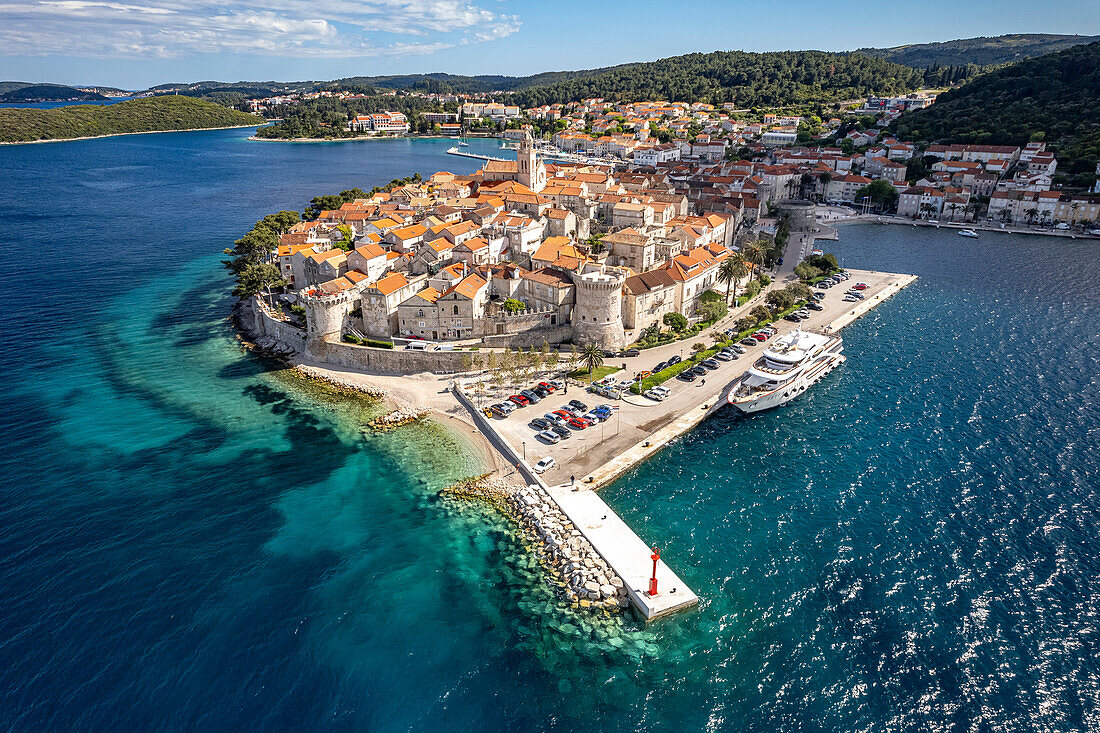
<box><xmin>458</xmin><ymin>266</ymin><xmax>918</xmax><ymax>620</ymax></box>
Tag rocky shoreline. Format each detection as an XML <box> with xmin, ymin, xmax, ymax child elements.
<box><xmin>443</xmin><ymin>475</ymin><xmax>629</xmax><ymax>613</ymax></box>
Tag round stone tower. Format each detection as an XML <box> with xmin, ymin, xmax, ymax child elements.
<box><xmin>779</xmin><ymin>200</ymin><xmax>816</xmax><ymax>231</ymax></box>
<box><xmin>571</xmin><ymin>268</ymin><xmax>626</xmax><ymax>350</ymax></box>
<box><xmin>301</xmin><ymin>289</ymin><xmax>354</xmax><ymax>351</ymax></box>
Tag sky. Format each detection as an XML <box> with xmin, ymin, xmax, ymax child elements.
<box><xmin>0</xmin><ymin>0</ymin><xmax>1098</xmax><ymax>89</ymax></box>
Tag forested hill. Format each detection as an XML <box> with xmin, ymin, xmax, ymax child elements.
<box><xmin>0</xmin><ymin>83</ymin><xmax>108</xmax><ymax>102</ymax></box>
<box><xmin>508</xmin><ymin>51</ymin><xmax>943</xmax><ymax>108</ymax></box>
<box><xmin>0</xmin><ymin>96</ymin><xmax>263</xmax><ymax>143</ymax></box>
<box><xmin>857</xmin><ymin>34</ymin><xmax>1100</xmax><ymax>68</ymax></box>
<box><xmin>891</xmin><ymin>41</ymin><xmax>1100</xmax><ymax>179</ymax></box>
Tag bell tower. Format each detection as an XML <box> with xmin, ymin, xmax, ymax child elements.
<box><xmin>517</xmin><ymin>128</ymin><xmax>546</xmax><ymax>193</ymax></box>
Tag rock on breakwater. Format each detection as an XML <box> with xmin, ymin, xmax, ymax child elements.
<box><xmin>443</xmin><ymin>475</ymin><xmax>628</xmax><ymax>612</ymax></box>
<box><xmin>368</xmin><ymin>407</ymin><xmax>431</xmax><ymax>431</ymax></box>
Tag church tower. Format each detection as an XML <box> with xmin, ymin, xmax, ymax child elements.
<box><xmin>517</xmin><ymin>128</ymin><xmax>546</xmax><ymax>193</ymax></box>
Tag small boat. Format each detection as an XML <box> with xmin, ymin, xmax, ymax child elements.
<box><xmin>458</xmin><ymin>140</ymin><xmax>469</xmax><ymax>147</ymax></box>
<box><xmin>958</xmin><ymin>228</ymin><xmax>979</xmax><ymax>238</ymax></box>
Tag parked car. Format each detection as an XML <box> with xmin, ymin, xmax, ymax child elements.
<box><xmin>531</xmin><ymin>386</ymin><xmax>551</xmax><ymax>398</ymax></box>
<box><xmin>530</xmin><ymin>417</ymin><xmax>552</xmax><ymax>430</ymax></box>
<box><xmin>537</xmin><ymin>430</ymin><xmax>560</xmax><ymax>444</ymax></box>
<box><xmin>643</xmin><ymin>389</ymin><xmax>666</xmax><ymax>401</ymax></box>
<box><xmin>489</xmin><ymin>406</ymin><xmax>509</xmax><ymax>418</ymax></box>
<box><xmin>622</xmin><ymin>348</ymin><xmax>640</xmax><ymax>357</ymax></box>
<box><xmin>668</xmin><ymin>355</ymin><xmax>682</xmax><ymax>365</ymax></box>
<box><xmin>553</xmin><ymin>409</ymin><xmax>576</xmax><ymax>420</ymax></box>
<box><xmin>691</xmin><ymin>365</ymin><xmax>709</xmax><ymax>376</ymax></box>
<box><xmin>714</xmin><ymin>351</ymin><xmax>734</xmax><ymax>361</ymax></box>
<box><xmin>583</xmin><ymin>411</ymin><xmax>608</xmax><ymax>423</ymax></box>
<box><xmin>544</xmin><ymin>413</ymin><xmax>566</xmax><ymax>427</ymax></box>
<box><xmin>807</xmin><ymin>302</ymin><xmax>824</xmax><ymax>311</ymax></box>
<box><xmin>741</xmin><ymin>338</ymin><xmax>759</xmax><ymax>346</ymax></box>
<box><xmin>701</xmin><ymin>358</ymin><xmax>721</xmax><ymax>369</ymax></box>
<box><xmin>547</xmin><ymin>380</ymin><xmax>564</xmax><ymax>390</ymax></box>
<box><xmin>593</xmin><ymin>404</ymin><xmax>614</xmax><ymax>415</ymax></box>
<box><xmin>508</xmin><ymin>394</ymin><xmax>530</xmax><ymax>407</ymax></box>
<box><xmin>751</xmin><ymin>333</ymin><xmax>768</xmax><ymax>342</ymax></box>
<box><xmin>519</xmin><ymin>389</ymin><xmax>541</xmax><ymax>404</ymax></box>
<box><xmin>653</xmin><ymin>361</ymin><xmax>669</xmax><ymax>373</ymax></box>
<box><xmin>537</xmin><ymin>381</ymin><xmax>557</xmax><ymax>393</ymax></box>
<box><xmin>568</xmin><ymin>400</ymin><xmax>588</xmax><ymax>412</ymax></box>
<box><xmin>852</xmin><ymin>283</ymin><xmax>868</xmax><ymax>290</ymax></box>
<box><xmin>785</xmin><ymin>314</ymin><xmax>802</xmax><ymax>322</ymax></box>
<box><xmin>729</xmin><ymin>344</ymin><xmax>746</xmax><ymax>355</ymax></box>
<box><xmin>677</xmin><ymin>371</ymin><xmax>697</xmax><ymax>382</ymax></box>
<box><xmin>493</xmin><ymin>401</ymin><xmax>515</xmax><ymax>414</ymax></box>
<box><xmin>533</xmin><ymin>456</ymin><xmax>556</xmax><ymax>474</ymax></box>
<box><xmin>566</xmin><ymin>418</ymin><xmax>589</xmax><ymax>430</ymax></box>
<box><xmin>550</xmin><ymin>425</ymin><xmax>571</xmax><ymax>439</ymax></box>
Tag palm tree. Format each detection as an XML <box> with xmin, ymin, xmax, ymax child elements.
<box><xmin>717</xmin><ymin>254</ymin><xmax>748</xmax><ymax>304</ymax></box>
<box><xmin>580</xmin><ymin>344</ymin><xmax>604</xmax><ymax>375</ymax></box>
<box><xmin>745</xmin><ymin>239</ymin><xmax>767</xmax><ymax>281</ymax></box>
<box><xmin>1025</xmin><ymin>207</ymin><xmax>1039</xmax><ymax>226</ymax></box>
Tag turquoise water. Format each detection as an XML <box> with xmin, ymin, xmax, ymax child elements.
<box><xmin>1</xmin><ymin>130</ymin><xmax>1097</xmax><ymax>730</ymax></box>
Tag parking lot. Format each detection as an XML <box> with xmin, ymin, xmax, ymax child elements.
<box><xmin>482</xmin><ymin>268</ymin><xmax>904</xmax><ymax>485</ymax></box>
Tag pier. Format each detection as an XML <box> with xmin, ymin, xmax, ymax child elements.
<box><xmin>459</xmin><ymin>266</ymin><xmax>917</xmax><ymax>621</ymax></box>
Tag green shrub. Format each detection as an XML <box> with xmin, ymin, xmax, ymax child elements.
<box><xmin>363</xmin><ymin>338</ymin><xmax>394</xmax><ymax>349</ymax></box>
<box><xmin>343</xmin><ymin>334</ymin><xmax>362</xmax><ymax>344</ymax></box>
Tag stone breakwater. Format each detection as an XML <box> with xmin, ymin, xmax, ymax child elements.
<box><xmin>292</xmin><ymin>365</ymin><xmax>389</xmax><ymax>400</ymax></box>
<box><xmin>443</xmin><ymin>475</ymin><xmax>628</xmax><ymax>612</ymax></box>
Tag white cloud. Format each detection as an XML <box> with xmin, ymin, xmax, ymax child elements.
<box><xmin>0</xmin><ymin>0</ymin><xmax>520</xmax><ymax>59</ymax></box>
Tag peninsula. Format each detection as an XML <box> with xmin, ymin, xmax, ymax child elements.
<box><xmin>0</xmin><ymin>96</ymin><xmax>262</xmax><ymax>143</ymax></box>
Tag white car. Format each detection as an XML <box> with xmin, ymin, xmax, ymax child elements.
<box><xmin>533</xmin><ymin>456</ymin><xmax>557</xmax><ymax>473</ymax></box>
<box><xmin>537</xmin><ymin>430</ymin><xmax>561</xmax><ymax>444</ymax></box>
<box><xmin>643</xmin><ymin>389</ymin><xmax>666</xmax><ymax>401</ymax></box>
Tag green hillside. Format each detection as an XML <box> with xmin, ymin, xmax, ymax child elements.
<box><xmin>0</xmin><ymin>83</ymin><xmax>107</xmax><ymax>102</ymax></box>
<box><xmin>858</xmin><ymin>33</ymin><xmax>1100</xmax><ymax>68</ymax></box>
<box><xmin>508</xmin><ymin>50</ymin><xmax>941</xmax><ymax>108</ymax></box>
<box><xmin>891</xmin><ymin>41</ymin><xmax>1100</xmax><ymax>178</ymax></box>
<box><xmin>0</xmin><ymin>96</ymin><xmax>263</xmax><ymax>143</ymax></box>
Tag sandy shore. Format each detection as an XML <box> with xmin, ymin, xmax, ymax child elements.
<box><xmin>0</xmin><ymin>124</ymin><xmax>259</xmax><ymax>146</ymax></box>
<box><xmin>292</xmin><ymin>359</ymin><xmax>522</xmax><ymax>482</ymax></box>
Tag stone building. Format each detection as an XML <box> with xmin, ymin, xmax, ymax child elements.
<box><xmin>570</xmin><ymin>267</ymin><xmax>627</xmax><ymax>350</ymax></box>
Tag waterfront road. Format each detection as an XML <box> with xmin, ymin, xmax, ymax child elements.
<box><xmin>486</xmin><ymin>268</ymin><xmax>913</xmax><ymax>487</ymax></box>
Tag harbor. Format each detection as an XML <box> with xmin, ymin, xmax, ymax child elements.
<box><xmin>455</xmin><ymin>265</ymin><xmax>918</xmax><ymax>620</ymax></box>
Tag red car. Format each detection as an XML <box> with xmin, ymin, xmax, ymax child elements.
<box><xmin>566</xmin><ymin>418</ymin><xmax>588</xmax><ymax>430</ymax></box>
<box><xmin>537</xmin><ymin>382</ymin><xmax>557</xmax><ymax>392</ymax></box>
<box><xmin>553</xmin><ymin>409</ymin><xmax>575</xmax><ymax>420</ymax></box>
<box><xmin>853</xmin><ymin>283</ymin><xmax>868</xmax><ymax>290</ymax></box>
<box><xmin>751</xmin><ymin>333</ymin><xmax>768</xmax><ymax>342</ymax></box>
<box><xmin>509</xmin><ymin>394</ymin><xmax>530</xmax><ymax>407</ymax></box>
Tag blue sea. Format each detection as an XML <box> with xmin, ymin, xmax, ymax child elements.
<box><xmin>0</xmin><ymin>128</ymin><xmax>1097</xmax><ymax>731</ymax></box>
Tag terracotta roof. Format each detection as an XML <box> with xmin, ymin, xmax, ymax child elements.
<box><xmin>353</xmin><ymin>242</ymin><xmax>386</xmax><ymax>260</ymax></box>
<box><xmin>369</xmin><ymin>271</ymin><xmax>409</xmax><ymax>296</ymax></box>
<box><xmin>443</xmin><ymin>273</ymin><xmax>487</xmax><ymax>300</ymax></box>
<box><xmin>624</xmin><ymin>269</ymin><xmax>676</xmax><ymax>295</ymax></box>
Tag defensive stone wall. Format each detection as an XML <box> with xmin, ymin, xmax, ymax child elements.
<box><xmin>480</xmin><ymin>325</ymin><xmax>574</xmax><ymax>349</ymax></box>
<box><xmin>247</xmin><ymin>297</ymin><xmax>308</xmax><ymax>353</ymax></box>
<box><xmin>309</xmin><ymin>337</ymin><xmax>472</xmax><ymax>374</ymax></box>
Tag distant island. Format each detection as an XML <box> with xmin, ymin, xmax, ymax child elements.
<box><xmin>0</xmin><ymin>84</ymin><xmax>108</xmax><ymax>103</ymax></box>
<box><xmin>0</xmin><ymin>96</ymin><xmax>263</xmax><ymax>143</ymax></box>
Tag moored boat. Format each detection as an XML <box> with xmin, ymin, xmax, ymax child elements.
<box><xmin>727</xmin><ymin>328</ymin><xmax>845</xmax><ymax>413</ymax></box>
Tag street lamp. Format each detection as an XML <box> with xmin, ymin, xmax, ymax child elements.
<box><xmin>522</xmin><ymin>441</ymin><xmax>526</xmax><ymax>461</ymax></box>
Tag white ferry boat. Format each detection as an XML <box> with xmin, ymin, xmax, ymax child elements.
<box><xmin>727</xmin><ymin>329</ymin><xmax>845</xmax><ymax>413</ymax></box>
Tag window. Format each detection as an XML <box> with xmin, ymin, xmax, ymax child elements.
<box><xmin>453</xmin><ymin>305</ymin><xmax>459</xmax><ymax>315</ymax></box>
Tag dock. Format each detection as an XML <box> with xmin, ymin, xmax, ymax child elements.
<box><xmin>546</xmin><ymin>483</ymin><xmax>699</xmax><ymax>620</ymax></box>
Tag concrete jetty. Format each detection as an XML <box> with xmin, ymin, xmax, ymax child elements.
<box><xmin>546</xmin><ymin>483</ymin><xmax>699</xmax><ymax>620</ymax></box>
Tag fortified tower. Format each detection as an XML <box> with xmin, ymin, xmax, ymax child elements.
<box><xmin>571</xmin><ymin>268</ymin><xmax>627</xmax><ymax>350</ymax></box>
<box><xmin>301</xmin><ymin>289</ymin><xmax>355</xmax><ymax>354</ymax></box>
<box><xmin>779</xmin><ymin>200</ymin><xmax>816</xmax><ymax>231</ymax></box>
<box><xmin>517</xmin><ymin>128</ymin><xmax>547</xmax><ymax>193</ymax></box>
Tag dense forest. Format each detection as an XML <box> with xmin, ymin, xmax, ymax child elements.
<box><xmin>0</xmin><ymin>96</ymin><xmax>263</xmax><ymax>143</ymax></box>
<box><xmin>891</xmin><ymin>41</ymin><xmax>1100</xmax><ymax>182</ymax></box>
<box><xmin>858</xmin><ymin>34</ymin><xmax>1100</xmax><ymax>69</ymax></box>
<box><xmin>507</xmin><ymin>51</ymin><xmax>963</xmax><ymax>108</ymax></box>
<box><xmin>254</xmin><ymin>94</ymin><xmax>459</xmax><ymax>140</ymax></box>
<box><xmin>0</xmin><ymin>84</ymin><xmax>107</xmax><ymax>102</ymax></box>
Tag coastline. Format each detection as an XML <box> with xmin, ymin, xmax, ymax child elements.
<box><xmin>0</xmin><ymin>123</ymin><xmax>259</xmax><ymax>146</ymax></box>
<box><xmin>832</xmin><ymin>213</ymin><xmax>1100</xmax><ymax>240</ymax></box>
<box><xmin>247</xmin><ymin>134</ymin><xmax>496</xmax><ymax>144</ymax></box>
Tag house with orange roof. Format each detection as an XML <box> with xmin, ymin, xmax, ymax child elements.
<box><xmin>544</xmin><ymin>207</ymin><xmax>578</xmax><ymax>238</ymax></box>
<box><xmin>662</xmin><ymin>243</ymin><xmax>727</xmax><ymax>315</ymax></box>
<box><xmin>383</xmin><ymin>223</ymin><xmax>428</xmax><ymax>253</ymax></box>
<box><xmin>303</xmin><ymin>248</ymin><xmax>348</xmax><ymax>288</ymax></box>
<box><xmin>346</xmin><ymin>242</ymin><xmax>389</xmax><ymax>282</ymax></box>
<box><xmin>530</xmin><ymin>236</ymin><xmax>582</xmax><ymax>271</ymax></box>
<box><xmin>411</xmin><ymin>236</ymin><xmax>457</xmax><ymax>275</ymax></box>
<box><xmin>396</xmin><ymin>271</ymin><xmax>489</xmax><ymax>341</ymax></box>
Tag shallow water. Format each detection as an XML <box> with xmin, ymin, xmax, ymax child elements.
<box><xmin>0</xmin><ymin>130</ymin><xmax>1097</xmax><ymax>731</ymax></box>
